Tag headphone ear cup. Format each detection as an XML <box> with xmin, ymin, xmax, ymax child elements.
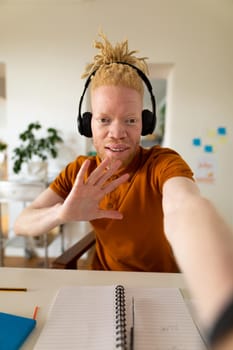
<box><xmin>78</xmin><ymin>112</ymin><xmax>92</xmax><ymax>137</ymax></box>
<box><xmin>141</xmin><ymin>109</ymin><xmax>156</xmax><ymax>136</ymax></box>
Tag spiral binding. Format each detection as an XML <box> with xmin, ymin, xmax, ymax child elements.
<box><xmin>115</xmin><ymin>285</ymin><xmax>127</xmax><ymax>349</ymax></box>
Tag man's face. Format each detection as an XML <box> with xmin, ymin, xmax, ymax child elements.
<box><xmin>91</xmin><ymin>85</ymin><xmax>143</xmax><ymax>168</ymax></box>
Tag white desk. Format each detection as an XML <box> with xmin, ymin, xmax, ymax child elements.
<box><xmin>0</xmin><ymin>268</ymin><xmax>194</xmax><ymax>349</ymax></box>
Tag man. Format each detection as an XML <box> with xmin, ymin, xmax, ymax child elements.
<box><xmin>13</xmin><ymin>32</ymin><xmax>216</xmax><ymax>274</ymax></box>
<box><xmin>15</xmin><ymin>32</ymin><xmax>233</xmax><ymax>348</ymax></box>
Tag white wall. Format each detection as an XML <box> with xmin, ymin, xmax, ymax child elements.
<box><xmin>0</xmin><ymin>0</ymin><xmax>232</xmax><ymax>226</ymax></box>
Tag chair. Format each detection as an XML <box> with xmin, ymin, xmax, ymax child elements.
<box><xmin>0</xmin><ymin>180</ymin><xmax>64</xmax><ymax>267</ymax></box>
<box><xmin>51</xmin><ymin>230</ymin><xmax>96</xmax><ymax>269</ymax></box>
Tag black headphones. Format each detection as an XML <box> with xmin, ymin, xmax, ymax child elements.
<box><xmin>77</xmin><ymin>62</ymin><xmax>157</xmax><ymax>137</ymax></box>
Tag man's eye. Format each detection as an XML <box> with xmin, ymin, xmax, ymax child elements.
<box><xmin>99</xmin><ymin>118</ymin><xmax>110</xmax><ymax>124</ymax></box>
<box><xmin>126</xmin><ymin>118</ymin><xmax>137</xmax><ymax>125</ymax></box>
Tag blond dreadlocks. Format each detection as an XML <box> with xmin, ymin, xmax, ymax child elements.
<box><xmin>82</xmin><ymin>31</ymin><xmax>149</xmax><ymax>96</ymax></box>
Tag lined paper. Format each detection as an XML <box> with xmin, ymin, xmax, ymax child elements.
<box><xmin>34</xmin><ymin>286</ymin><xmax>207</xmax><ymax>350</ymax></box>
<box><xmin>126</xmin><ymin>288</ymin><xmax>207</xmax><ymax>350</ymax></box>
<box><xmin>34</xmin><ymin>286</ymin><xmax>116</xmax><ymax>350</ymax></box>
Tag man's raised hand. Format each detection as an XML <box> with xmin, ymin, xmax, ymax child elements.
<box><xmin>58</xmin><ymin>158</ymin><xmax>129</xmax><ymax>222</ymax></box>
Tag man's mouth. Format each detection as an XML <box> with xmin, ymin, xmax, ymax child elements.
<box><xmin>105</xmin><ymin>145</ymin><xmax>129</xmax><ymax>153</ymax></box>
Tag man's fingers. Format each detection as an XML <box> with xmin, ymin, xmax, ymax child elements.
<box><xmin>101</xmin><ymin>173</ymin><xmax>129</xmax><ymax>194</ymax></box>
<box><xmin>72</xmin><ymin>158</ymin><xmax>128</xmax><ymax>202</ymax></box>
<box><xmin>73</xmin><ymin>159</ymin><xmax>91</xmax><ymax>187</ymax></box>
<box><xmin>95</xmin><ymin>161</ymin><xmax>125</xmax><ymax>187</ymax></box>
<box><xmin>86</xmin><ymin>158</ymin><xmax>122</xmax><ymax>186</ymax></box>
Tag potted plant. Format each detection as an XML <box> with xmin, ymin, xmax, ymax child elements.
<box><xmin>12</xmin><ymin>121</ymin><xmax>63</xmax><ymax>180</ymax></box>
<box><xmin>0</xmin><ymin>140</ymin><xmax>7</xmax><ymax>153</ymax></box>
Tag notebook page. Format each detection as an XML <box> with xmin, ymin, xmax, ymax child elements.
<box><xmin>34</xmin><ymin>286</ymin><xmax>116</xmax><ymax>350</ymax></box>
<box><xmin>126</xmin><ymin>287</ymin><xmax>207</xmax><ymax>350</ymax></box>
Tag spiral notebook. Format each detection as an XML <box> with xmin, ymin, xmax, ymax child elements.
<box><xmin>34</xmin><ymin>285</ymin><xmax>207</xmax><ymax>350</ymax></box>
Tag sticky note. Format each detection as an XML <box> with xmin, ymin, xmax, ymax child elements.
<box><xmin>204</xmin><ymin>145</ymin><xmax>213</xmax><ymax>153</ymax></box>
<box><xmin>207</xmin><ymin>129</ymin><xmax>216</xmax><ymax>138</ymax></box>
<box><xmin>217</xmin><ymin>127</ymin><xmax>226</xmax><ymax>135</ymax></box>
<box><xmin>192</xmin><ymin>138</ymin><xmax>201</xmax><ymax>146</ymax></box>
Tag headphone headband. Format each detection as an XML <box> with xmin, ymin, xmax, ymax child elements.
<box><xmin>77</xmin><ymin>62</ymin><xmax>156</xmax><ymax>137</ymax></box>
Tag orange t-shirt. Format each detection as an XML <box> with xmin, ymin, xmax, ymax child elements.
<box><xmin>50</xmin><ymin>146</ymin><xmax>194</xmax><ymax>272</ymax></box>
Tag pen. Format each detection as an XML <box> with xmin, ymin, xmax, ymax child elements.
<box><xmin>0</xmin><ymin>287</ymin><xmax>27</xmax><ymax>292</ymax></box>
<box><xmin>130</xmin><ymin>297</ymin><xmax>135</xmax><ymax>350</ymax></box>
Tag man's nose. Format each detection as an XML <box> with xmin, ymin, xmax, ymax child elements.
<box><xmin>108</xmin><ymin>120</ymin><xmax>126</xmax><ymax>138</ymax></box>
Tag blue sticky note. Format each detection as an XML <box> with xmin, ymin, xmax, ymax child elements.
<box><xmin>217</xmin><ymin>127</ymin><xmax>226</xmax><ymax>135</ymax></box>
<box><xmin>192</xmin><ymin>138</ymin><xmax>201</xmax><ymax>146</ymax></box>
<box><xmin>204</xmin><ymin>145</ymin><xmax>213</xmax><ymax>153</ymax></box>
